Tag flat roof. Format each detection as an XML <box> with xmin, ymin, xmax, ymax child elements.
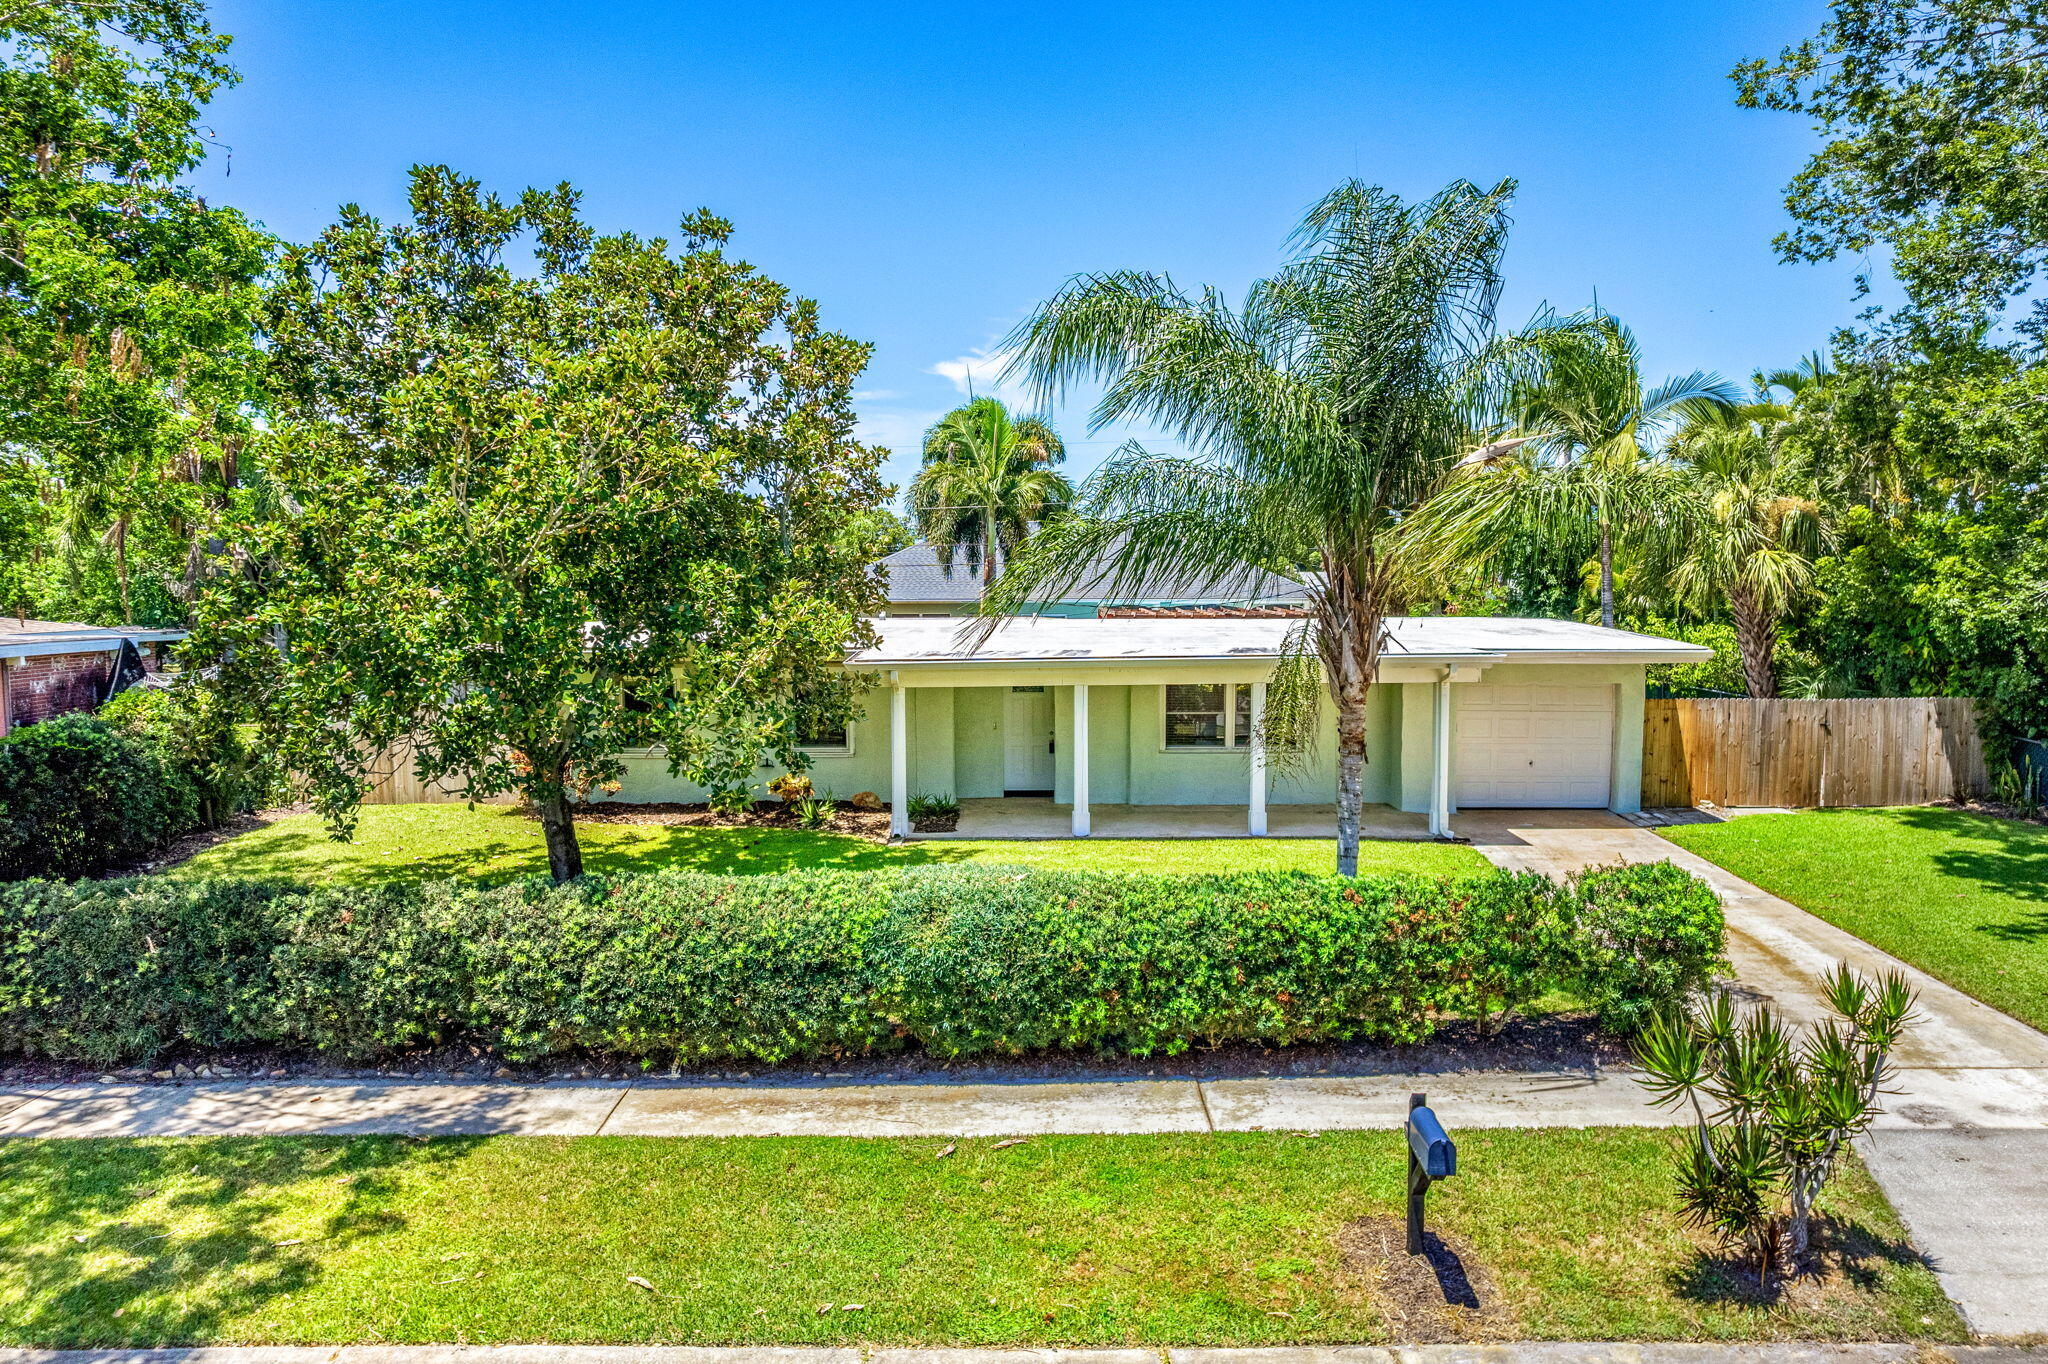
<box><xmin>878</xmin><ymin>540</ymin><xmax>1309</xmax><ymax>606</ymax></box>
<box><xmin>0</xmin><ymin>618</ymin><xmax>186</xmax><ymax>660</ymax></box>
<box><xmin>850</xmin><ymin>614</ymin><xmax>1713</xmax><ymax>666</ymax></box>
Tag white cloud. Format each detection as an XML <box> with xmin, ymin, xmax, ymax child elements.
<box><xmin>926</xmin><ymin>347</ymin><xmax>1036</xmax><ymax>408</ymax></box>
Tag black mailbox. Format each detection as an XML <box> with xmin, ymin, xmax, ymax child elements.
<box><xmin>1407</xmin><ymin>1105</ymin><xmax>1456</xmax><ymax>1179</ymax></box>
<box><xmin>1405</xmin><ymin>1092</ymin><xmax>1457</xmax><ymax>1254</ymax></box>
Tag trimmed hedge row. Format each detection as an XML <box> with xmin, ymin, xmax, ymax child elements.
<box><xmin>0</xmin><ymin>863</ymin><xmax>1725</xmax><ymax>1067</ymax></box>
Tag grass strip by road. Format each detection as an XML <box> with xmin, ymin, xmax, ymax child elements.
<box><xmin>0</xmin><ymin>1130</ymin><xmax>1959</xmax><ymax>1347</ymax></box>
<box><xmin>166</xmin><ymin>803</ymin><xmax>1488</xmax><ymax>884</ymax></box>
<box><xmin>1661</xmin><ymin>807</ymin><xmax>2048</xmax><ymax>1032</ymax></box>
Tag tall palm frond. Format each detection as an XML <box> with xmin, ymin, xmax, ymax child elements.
<box><xmin>985</xmin><ymin>177</ymin><xmax>1519</xmax><ymax>874</ymax></box>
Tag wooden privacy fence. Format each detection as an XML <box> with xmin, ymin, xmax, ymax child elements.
<box><xmin>1642</xmin><ymin>697</ymin><xmax>1988</xmax><ymax>809</ymax></box>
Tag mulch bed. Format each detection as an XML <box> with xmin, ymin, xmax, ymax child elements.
<box><xmin>99</xmin><ymin>805</ymin><xmax>308</xmax><ymax>879</ymax></box>
<box><xmin>1336</xmin><ymin>1213</ymin><xmax>1510</xmax><ymax>1342</ymax></box>
<box><xmin>573</xmin><ymin>800</ymin><xmax>894</xmax><ymax>840</ymax></box>
<box><xmin>1937</xmin><ymin>797</ymin><xmax>2047</xmax><ymax>828</ymax></box>
<box><xmin>0</xmin><ymin>1011</ymin><xmax>1635</xmax><ymax>1087</ymax></box>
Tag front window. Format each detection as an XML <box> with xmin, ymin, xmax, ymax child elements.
<box><xmin>1164</xmin><ymin>683</ymin><xmax>1259</xmax><ymax>750</ymax></box>
<box><xmin>799</xmin><ymin>720</ymin><xmax>851</xmax><ymax>754</ymax></box>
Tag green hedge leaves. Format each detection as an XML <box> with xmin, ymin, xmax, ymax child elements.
<box><xmin>0</xmin><ymin>862</ymin><xmax>1724</xmax><ymax>1068</ymax></box>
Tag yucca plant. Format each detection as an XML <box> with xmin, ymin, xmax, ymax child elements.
<box><xmin>1635</xmin><ymin>965</ymin><xmax>1916</xmax><ymax>1282</ymax></box>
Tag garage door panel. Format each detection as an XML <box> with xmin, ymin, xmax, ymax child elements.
<box><xmin>1453</xmin><ymin>684</ymin><xmax>1614</xmax><ymax>808</ymax></box>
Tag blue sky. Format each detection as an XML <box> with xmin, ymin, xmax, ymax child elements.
<box><xmin>196</xmin><ymin>1</ymin><xmax>1872</xmax><ymax>498</ymax></box>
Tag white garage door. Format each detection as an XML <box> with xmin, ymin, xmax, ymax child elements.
<box><xmin>1454</xmin><ymin>684</ymin><xmax>1614</xmax><ymax>808</ymax></box>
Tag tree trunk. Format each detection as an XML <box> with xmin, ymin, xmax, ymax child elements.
<box><xmin>1597</xmin><ymin>520</ymin><xmax>1615</xmax><ymax>629</ymax></box>
<box><xmin>115</xmin><ymin>516</ymin><xmax>133</xmax><ymax>625</ymax></box>
<box><xmin>1335</xmin><ymin>677</ymin><xmax>1368</xmax><ymax>877</ymax></box>
<box><xmin>1729</xmin><ymin>587</ymin><xmax>1779</xmax><ymax>698</ymax></box>
<box><xmin>536</xmin><ymin>789</ymin><xmax>585</xmax><ymax>883</ymax></box>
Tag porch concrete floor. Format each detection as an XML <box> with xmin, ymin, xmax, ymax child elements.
<box><xmin>915</xmin><ymin>797</ymin><xmax>1434</xmax><ymax>840</ymax></box>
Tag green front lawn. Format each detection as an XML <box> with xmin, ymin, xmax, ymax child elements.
<box><xmin>169</xmin><ymin>803</ymin><xmax>1488</xmax><ymax>883</ymax></box>
<box><xmin>1661</xmin><ymin>807</ymin><xmax>2048</xmax><ymax>1031</ymax></box>
<box><xmin>0</xmin><ymin>1131</ymin><xmax>1957</xmax><ymax>1346</ymax></box>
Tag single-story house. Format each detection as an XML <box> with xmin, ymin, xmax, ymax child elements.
<box><xmin>602</xmin><ymin>609</ymin><xmax>1712</xmax><ymax>838</ymax></box>
<box><xmin>0</xmin><ymin>619</ymin><xmax>185</xmax><ymax>735</ymax></box>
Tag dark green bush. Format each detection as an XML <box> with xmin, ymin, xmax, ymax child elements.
<box><xmin>100</xmin><ymin>686</ymin><xmax>286</xmax><ymax>825</ymax></box>
<box><xmin>0</xmin><ymin>862</ymin><xmax>1726</xmax><ymax>1067</ymax></box>
<box><xmin>1569</xmin><ymin>860</ymin><xmax>1729</xmax><ymax>1033</ymax></box>
<box><xmin>0</xmin><ymin>714</ymin><xmax>196</xmax><ymax>880</ymax></box>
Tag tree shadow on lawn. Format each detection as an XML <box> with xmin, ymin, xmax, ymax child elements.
<box><xmin>581</xmin><ymin>826</ymin><xmax>984</xmax><ymax>879</ymax></box>
<box><xmin>1889</xmin><ymin>808</ymin><xmax>2048</xmax><ymax>942</ymax></box>
<box><xmin>0</xmin><ymin>1136</ymin><xmax>479</xmax><ymax>1346</ymax></box>
<box><xmin>1667</xmin><ymin>1213</ymin><xmax>1937</xmax><ymax>1310</ymax></box>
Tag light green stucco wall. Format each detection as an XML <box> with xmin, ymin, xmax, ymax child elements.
<box><xmin>595</xmin><ymin>664</ymin><xmax>1648</xmax><ymax>813</ymax></box>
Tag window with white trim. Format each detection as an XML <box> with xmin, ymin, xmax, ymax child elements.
<box><xmin>1162</xmin><ymin>683</ymin><xmax>1257</xmax><ymax>750</ymax></box>
<box><xmin>798</xmin><ymin>719</ymin><xmax>852</xmax><ymax>756</ymax></box>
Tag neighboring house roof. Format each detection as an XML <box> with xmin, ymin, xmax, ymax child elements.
<box><xmin>850</xmin><ymin>614</ymin><xmax>1713</xmax><ymax>666</ymax></box>
<box><xmin>0</xmin><ymin>618</ymin><xmax>186</xmax><ymax>661</ymax></box>
<box><xmin>879</xmin><ymin>541</ymin><xmax>1308</xmax><ymax>606</ymax></box>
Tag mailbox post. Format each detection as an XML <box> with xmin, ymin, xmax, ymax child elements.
<box><xmin>1405</xmin><ymin>1091</ymin><xmax>1456</xmax><ymax>1254</ymax></box>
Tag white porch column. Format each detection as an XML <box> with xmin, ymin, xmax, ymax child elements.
<box><xmin>1247</xmin><ymin>680</ymin><xmax>1268</xmax><ymax>835</ymax></box>
<box><xmin>889</xmin><ymin>679</ymin><xmax>909</xmax><ymax>838</ymax></box>
<box><xmin>1429</xmin><ymin>670</ymin><xmax>1452</xmax><ymax>838</ymax></box>
<box><xmin>1071</xmin><ymin>683</ymin><xmax>1091</xmax><ymax>837</ymax></box>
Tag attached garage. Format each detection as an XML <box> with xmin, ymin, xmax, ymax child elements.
<box><xmin>1454</xmin><ymin>683</ymin><xmax>1615</xmax><ymax>807</ymax></box>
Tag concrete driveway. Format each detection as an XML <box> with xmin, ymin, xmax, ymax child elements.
<box><xmin>1461</xmin><ymin>807</ymin><xmax>2048</xmax><ymax>1338</ymax></box>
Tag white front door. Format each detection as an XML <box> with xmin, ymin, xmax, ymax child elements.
<box><xmin>1003</xmin><ymin>687</ymin><xmax>1056</xmax><ymax>792</ymax></box>
<box><xmin>1454</xmin><ymin>684</ymin><xmax>1614</xmax><ymax>807</ymax></box>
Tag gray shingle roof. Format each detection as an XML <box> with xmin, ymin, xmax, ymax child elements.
<box><xmin>880</xmin><ymin>541</ymin><xmax>1308</xmax><ymax>606</ymax></box>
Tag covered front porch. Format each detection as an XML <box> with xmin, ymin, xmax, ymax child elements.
<box><xmin>915</xmin><ymin>797</ymin><xmax>1435</xmax><ymax>841</ymax></box>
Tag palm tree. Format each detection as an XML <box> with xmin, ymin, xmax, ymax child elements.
<box><xmin>908</xmin><ymin>397</ymin><xmax>1073</xmax><ymax>586</ymax></box>
<box><xmin>982</xmin><ymin>178</ymin><xmax>1517</xmax><ymax>875</ymax></box>
<box><xmin>1425</xmin><ymin>310</ymin><xmax>1739</xmax><ymax>627</ymax></box>
<box><xmin>1652</xmin><ymin>399</ymin><xmax>1838</xmax><ymax>697</ymax></box>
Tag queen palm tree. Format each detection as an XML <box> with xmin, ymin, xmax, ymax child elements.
<box><xmin>1422</xmin><ymin>310</ymin><xmax>1739</xmax><ymax>627</ymax></box>
<box><xmin>981</xmin><ymin>178</ymin><xmax>1517</xmax><ymax>875</ymax></box>
<box><xmin>908</xmin><ymin>397</ymin><xmax>1073</xmax><ymax>586</ymax></box>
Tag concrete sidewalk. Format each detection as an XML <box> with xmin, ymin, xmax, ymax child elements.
<box><xmin>1</xmin><ymin>1345</ymin><xmax>2041</xmax><ymax>1364</ymax></box>
<box><xmin>4</xmin><ymin>1063</ymin><xmax>2045</xmax><ymax>1139</ymax></box>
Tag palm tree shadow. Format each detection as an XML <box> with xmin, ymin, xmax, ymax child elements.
<box><xmin>0</xmin><ymin>1136</ymin><xmax>481</xmax><ymax>1345</ymax></box>
<box><xmin>1668</xmin><ymin>1214</ymin><xmax>1936</xmax><ymax>1307</ymax></box>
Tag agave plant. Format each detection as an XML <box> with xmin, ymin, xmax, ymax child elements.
<box><xmin>1636</xmin><ymin>965</ymin><xmax>1917</xmax><ymax>1281</ymax></box>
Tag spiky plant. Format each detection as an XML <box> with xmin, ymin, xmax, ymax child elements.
<box><xmin>982</xmin><ymin>178</ymin><xmax>1520</xmax><ymax>875</ymax></box>
<box><xmin>1636</xmin><ymin>965</ymin><xmax>1917</xmax><ymax>1281</ymax></box>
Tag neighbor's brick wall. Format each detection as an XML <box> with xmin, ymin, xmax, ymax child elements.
<box><xmin>4</xmin><ymin>650</ymin><xmax>113</xmax><ymax>730</ymax></box>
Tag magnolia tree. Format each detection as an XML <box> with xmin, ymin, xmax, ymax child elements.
<box><xmin>189</xmin><ymin>167</ymin><xmax>889</xmax><ymax>881</ymax></box>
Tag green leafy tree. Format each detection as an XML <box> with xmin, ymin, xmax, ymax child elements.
<box><xmin>0</xmin><ymin>0</ymin><xmax>269</xmax><ymax>624</ymax></box>
<box><xmin>187</xmin><ymin>167</ymin><xmax>890</xmax><ymax>882</ymax></box>
<box><xmin>908</xmin><ymin>397</ymin><xmax>1072</xmax><ymax>585</ymax></box>
<box><xmin>1735</xmin><ymin>0</ymin><xmax>2048</xmax><ymax>336</ymax></box>
<box><xmin>986</xmin><ymin>179</ymin><xmax>1518</xmax><ymax>875</ymax></box>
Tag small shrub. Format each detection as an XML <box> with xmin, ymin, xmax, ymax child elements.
<box><xmin>1636</xmin><ymin>966</ymin><xmax>1917</xmax><ymax>1281</ymax></box>
<box><xmin>794</xmin><ymin>794</ymin><xmax>836</xmax><ymax>829</ymax></box>
<box><xmin>1569</xmin><ymin>860</ymin><xmax>1727</xmax><ymax>1031</ymax></box>
<box><xmin>0</xmin><ymin>715</ymin><xmax>193</xmax><ymax>880</ymax></box>
<box><xmin>767</xmin><ymin>772</ymin><xmax>813</xmax><ymax>804</ymax></box>
<box><xmin>906</xmin><ymin>791</ymin><xmax>959</xmax><ymax>832</ymax></box>
<box><xmin>100</xmin><ymin>686</ymin><xmax>285</xmax><ymax>824</ymax></box>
